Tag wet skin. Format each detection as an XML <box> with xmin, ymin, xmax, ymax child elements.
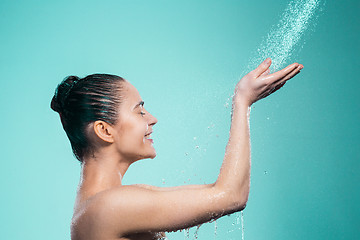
<box><xmin>70</xmin><ymin>60</ymin><xmax>303</xmax><ymax>239</ymax></box>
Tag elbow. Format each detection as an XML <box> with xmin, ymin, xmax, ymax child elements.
<box><xmin>238</xmin><ymin>195</ymin><xmax>248</xmax><ymax>211</ymax></box>
<box><xmin>230</xmin><ymin>189</ymin><xmax>248</xmax><ymax>212</ymax></box>
<box><xmin>214</xmin><ymin>184</ymin><xmax>249</xmax><ymax>213</ymax></box>
<box><xmin>226</xmin><ymin>180</ymin><xmax>250</xmax><ymax>211</ymax></box>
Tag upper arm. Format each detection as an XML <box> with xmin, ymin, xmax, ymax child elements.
<box><xmin>92</xmin><ymin>184</ymin><xmax>244</xmax><ymax>236</ymax></box>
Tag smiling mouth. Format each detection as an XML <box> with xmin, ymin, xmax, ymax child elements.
<box><xmin>144</xmin><ymin>132</ymin><xmax>152</xmax><ymax>139</ymax></box>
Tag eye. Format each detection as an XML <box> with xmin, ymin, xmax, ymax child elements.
<box><xmin>140</xmin><ymin>111</ymin><xmax>146</xmax><ymax>116</ymax></box>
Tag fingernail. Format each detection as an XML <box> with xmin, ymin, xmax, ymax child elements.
<box><xmin>265</xmin><ymin>58</ymin><xmax>271</xmax><ymax>64</ymax></box>
<box><xmin>299</xmin><ymin>65</ymin><xmax>304</xmax><ymax>70</ymax></box>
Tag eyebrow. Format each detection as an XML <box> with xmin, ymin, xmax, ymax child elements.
<box><xmin>133</xmin><ymin>101</ymin><xmax>144</xmax><ymax>110</ymax></box>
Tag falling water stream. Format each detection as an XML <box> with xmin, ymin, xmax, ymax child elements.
<box><xmin>249</xmin><ymin>0</ymin><xmax>322</xmax><ymax>72</ymax></box>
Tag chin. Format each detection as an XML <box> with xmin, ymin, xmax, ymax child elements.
<box><xmin>145</xmin><ymin>150</ymin><xmax>157</xmax><ymax>160</ymax></box>
<box><xmin>137</xmin><ymin>151</ymin><xmax>156</xmax><ymax>161</ymax></box>
<box><xmin>149</xmin><ymin>152</ymin><xmax>157</xmax><ymax>159</ymax></box>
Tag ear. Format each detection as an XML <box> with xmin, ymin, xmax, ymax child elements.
<box><xmin>93</xmin><ymin>120</ymin><xmax>115</xmax><ymax>143</ymax></box>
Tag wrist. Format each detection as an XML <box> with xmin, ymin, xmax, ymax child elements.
<box><xmin>231</xmin><ymin>98</ymin><xmax>251</xmax><ymax>119</ymax></box>
<box><xmin>232</xmin><ymin>95</ymin><xmax>251</xmax><ymax>108</ymax></box>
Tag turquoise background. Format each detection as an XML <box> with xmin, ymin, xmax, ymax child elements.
<box><xmin>1</xmin><ymin>0</ymin><xmax>359</xmax><ymax>239</ymax></box>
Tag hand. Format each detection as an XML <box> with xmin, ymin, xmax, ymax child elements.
<box><xmin>233</xmin><ymin>58</ymin><xmax>303</xmax><ymax>106</ymax></box>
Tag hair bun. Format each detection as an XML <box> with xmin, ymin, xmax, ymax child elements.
<box><xmin>51</xmin><ymin>75</ymin><xmax>80</xmax><ymax>115</ymax></box>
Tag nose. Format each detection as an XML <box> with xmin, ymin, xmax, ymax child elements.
<box><xmin>147</xmin><ymin>110</ymin><xmax>158</xmax><ymax>126</ymax></box>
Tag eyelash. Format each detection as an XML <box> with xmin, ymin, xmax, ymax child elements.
<box><xmin>140</xmin><ymin>111</ymin><xmax>145</xmax><ymax>116</ymax></box>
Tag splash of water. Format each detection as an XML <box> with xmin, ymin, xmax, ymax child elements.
<box><xmin>225</xmin><ymin>0</ymin><xmax>323</xmax><ymax>110</ymax></box>
<box><xmin>249</xmin><ymin>0</ymin><xmax>321</xmax><ymax>72</ymax></box>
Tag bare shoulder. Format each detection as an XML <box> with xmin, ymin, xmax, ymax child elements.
<box><xmin>71</xmin><ymin>185</ymin><xmax>156</xmax><ymax>239</ymax></box>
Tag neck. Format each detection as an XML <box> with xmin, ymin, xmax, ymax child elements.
<box><xmin>78</xmin><ymin>149</ymin><xmax>132</xmax><ymax>197</ymax></box>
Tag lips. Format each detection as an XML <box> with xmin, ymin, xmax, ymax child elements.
<box><xmin>144</xmin><ymin>131</ymin><xmax>153</xmax><ymax>144</ymax></box>
<box><xmin>144</xmin><ymin>131</ymin><xmax>152</xmax><ymax>139</ymax></box>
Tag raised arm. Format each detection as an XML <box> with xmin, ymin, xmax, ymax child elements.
<box><xmin>215</xmin><ymin>58</ymin><xmax>303</xmax><ymax>200</ymax></box>
<box><xmin>83</xmin><ymin>59</ymin><xmax>303</xmax><ymax>237</ymax></box>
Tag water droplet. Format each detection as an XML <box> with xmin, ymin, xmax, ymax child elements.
<box><xmin>264</xmin><ymin>171</ymin><xmax>268</xmax><ymax>175</ymax></box>
<box><xmin>194</xmin><ymin>225</ymin><xmax>201</xmax><ymax>239</ymax></box>
<box><xmin>195</xmin><ymin>145</ymin><xmax>199</xmax><ymax>149</ymax></box>
<box><xmin>266</xmin><ymin>117</ymin><xmax>270</xmax><ymax>120</ymax></box>
<box><xmin>207</xmin><ymin>123</ymin><xmax>215</xmax><ymax>130</ymax></box>
<box><xmin>214</xmin><ymin>220</ymin><xmax>217</xmax><ymax>238</ymax></box>
<box><xmin>236</xmin><ymin>212</ymin><xmax>240</xmax><ymax>225</ymax></box>
<box><xmin>241</xmin><ymin>211</ymin><xmax>245</xmax><ymax>240</ymax></box>
<box><xmin>185</xmin><ymin>228</ymin><xmax>190</xmax><ymax>239</ymax></box>
<box><xmin>162</xmin><ymin>178</ymin><xmax>165</xmax><ymax>184</ymax></box>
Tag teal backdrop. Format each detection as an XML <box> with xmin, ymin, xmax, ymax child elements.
<box><xmin>0</xmin><ymin>0</ymin><xmax>359</xmax><ymax>239</ymax></box>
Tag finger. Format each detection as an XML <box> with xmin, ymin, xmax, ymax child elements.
<box><xmin>263</xmin><ymin>62</ymin><xmax>300</xmax><ymax>83</ymax></box>
<box><xmin>258</xmin><ymin>64</ymin><xmax>302</xmax><ymax>101</ymax></box>
<box><xmin>260</xmin><ymin>68</ymin><xmax>270</xmax><ymax>77</ymax></box>
<box><xmin>257</xmin><ymin>88</ymin><xmax>272</xmax><ymax>102</ymax></box>
<box><xmin>275</xmin><ymin>64</ymin><xmax>303</xmax><ymax>85</ymax></box>
<box><xmin>252</xmin><ymin>58</ymin><xmax>271</xmax><ymax>77</ymax></box>
<box><xmin>270</xmin><ymin>81</ymin><xmax>286</xmax><ymax>95</ymax></box>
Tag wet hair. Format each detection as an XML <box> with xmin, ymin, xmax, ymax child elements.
<box><xmin>51</xmin><ymin>74</ymin><xmax>125</xmax><ymax>162</ymax></box>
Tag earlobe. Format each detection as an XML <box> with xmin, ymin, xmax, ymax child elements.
<box><xmin>93</xmin><ymin>120</ymin><xmax>115</xmax><ymax>143</ymax></box>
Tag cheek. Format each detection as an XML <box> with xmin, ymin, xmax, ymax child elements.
<box><xmin>117</xmin><ymin>119</ymin><xmax>147</xmax><ymax>148</ymax></box>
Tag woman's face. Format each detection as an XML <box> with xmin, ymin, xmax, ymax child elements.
<box><xmin>113</xmin><ymin>81</ymin><xmax>158</xmax><ymax>161</ymax></box>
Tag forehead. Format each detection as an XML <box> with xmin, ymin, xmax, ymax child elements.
<box><xmin>122</xmin><ymin>81</ymin><xmax>142</xmax><ymax>107</ymax></box>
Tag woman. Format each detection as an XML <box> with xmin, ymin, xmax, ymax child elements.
<box><xmin>51</xmin><ymin>58</ymin><xmax>303</xmax><ymax>240</ymax></box>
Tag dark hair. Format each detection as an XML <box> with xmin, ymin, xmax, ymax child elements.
<box><xmin>51</xmin><ymin>74</ymin><xmax>125</xmax><ymax>162</ymax></box>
